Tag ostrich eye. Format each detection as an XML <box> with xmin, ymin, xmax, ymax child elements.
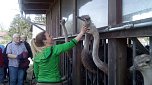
<box><xmin>86</xmin><ymin>18</ymin><xmax>90</xmax><ymax>21</ymax></box>
<box><xmin>145</xmin><ymin>60</ymin><xmax>150</xmax><ymax>64</ymax></box>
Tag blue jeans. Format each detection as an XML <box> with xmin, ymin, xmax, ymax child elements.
<box><xmin>9</xmin><ymin>66</ymin><xmax>25</xmax><ymax>85</ymax></box>
<box><xmin>0</xmin><ymin>67</ymin><xmax>4</xmax><ymax>84</ymax></box>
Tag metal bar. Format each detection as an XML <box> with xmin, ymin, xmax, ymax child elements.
<box><xmin>150</xmin><ymin>37</ymin><xmax>152</xmax><ymax>56</ymax></box>
<box><xmin>97</xmin><ymin>68</ymin><xmax>99</xmax><ymax>85</ymax></box>
<box><xmin>86</xmin><ymin>70</ymin><xmax>88</xmax><ymax>85</ymax></box>
<box><xmin>132</xmin><ymin>38</ymin><xmax>136</xmax><ymax>85</ymax></box>
<box><xmin>65</xmin><ymin>53</ymin><xmax>68</xmax><ymax>84</ymax></box>
<box><xmin>55</xmin><ymin>19</ymin><xmax>152</xmax><ymax>41</ymax></box>
<box><xmin>99</xmin><ymin>18</ymin><xmax>152</xmax><ymax>33</ymax></box>
<box><xmin>63</xmin><ymin>55</ymin><xmax>65</xmax><ymax>76</ymax></box>
<box><xmin>21</xmin><ymin>16</ymin><xmax>45</xmax><ymax>31</ymax></box>
<box><xmin>103</xmin><ymin>39</ymin><xmax>107</xmax><ymax>85</ymax></box>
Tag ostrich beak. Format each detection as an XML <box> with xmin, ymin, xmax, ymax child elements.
<box><xmin>76</xmin><ymin>16</ymin><xmax>85</xmax><ymax>21</ymax></box>
<box><xmin>60</xmin><ymin>19</ymin><xmax>65</xmax><ymax>22</ymax></box>
<box><xmin>130</xmin><ymin>64</ymin><xmax>139</xmax><ymax>71</ymax></box>
<box><xmin>130</xmin><ymin>66</ymin><xmax>135</xmax><ymax>71</ymax></box>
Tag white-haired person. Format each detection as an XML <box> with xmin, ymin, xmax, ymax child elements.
<box><xmin>6</xmin><ymin>33</ymin><xmax>29</xmax><ymax>85</ymax></box>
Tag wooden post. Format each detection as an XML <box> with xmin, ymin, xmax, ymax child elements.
<box><xmin>108</xmin><ymin>38</ymin><xmax>127</xmax><ymax>85</ymax></box>
<box><xmin>72</xmin><ymin>43</ymin><xmax>82</xmax><ymax>85</ymax></box>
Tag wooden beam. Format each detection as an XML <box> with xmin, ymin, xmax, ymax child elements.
<box><xmin>99</xmin><ymin>26</ymin><xmax>152</xmax><ymax>39</ymax></box>
<box><xmin>23</xmin><ymin>1</ymin><xmax>50</xmax><ymax>4</ymax></box>
<box><xmin>24</xmin><ymin>9</ymin><xmax>48</xmax><ymax>11</ymax></box>
<box><xmin>72</xmin><ymin>43</ymin><xmax>82</xmax><ymax>85</ymax></box>
<box><xmin>108</xmin><ymin>38</ymin><xmax>127</xmax><ymax>85</ymax></box>
<box><xmin>23</xmin><ymin>4</ymin><xmax>49</xmax><ymax>9</ymax></box>
<box><xmin>72</xmin><ymin>0</ymin><xmax>82</xmax><ymax>84</ymax></box>
<box><xmin>24</xmin><ymin>10</ymin><xmax>46</xmax><ymax>14</ymax></box>
<box><xmin>24</xmin><ymin>0</ymin><xmax>51</xmax><ymax>2</ymax></box>
<box><xmin>108</xmin><ymin>0</ymin><xmax>122</xmax><ymax>25</ymax></box>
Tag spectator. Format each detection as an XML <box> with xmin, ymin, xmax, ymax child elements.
<box><xmin>21</xmin><ymin>35</ymin><xmax>33</xmax><ymax>82</ymax></box>
<box><xmin>6</xmin><ymin>33</ymin><xmax>28</xmax><ymax>85</ymax></box>
<box><xmin>21</xmin><ymin>35</ymin><xmax>33</xmax><ymax>58</ymax></box>
<box><xmin>0</xmin><ymin>44</ymin><xmax>5</xmax><ymax>84</ymax></box>
<box><xmin>3</xmin><ymin>42</ymin><xmax>11</xmax><ymax>82</ymax></box>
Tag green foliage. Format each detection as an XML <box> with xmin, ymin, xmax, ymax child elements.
<box><xmin>0</xmin><ymin>24</ymin><xmax>11</xmax><ymax>45</ymax></box>
<box><xmin>8</xmin><ymin>14</ymin><xmax>32</xmax><ymax>39</ymax></box>
<box><xmin>0</xmin><ymin>34</ymin><xmax>11</xmax><ymax>45</ymax></box>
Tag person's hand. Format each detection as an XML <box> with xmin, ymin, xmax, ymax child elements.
<box><xmin>74</xmin><ymin>24</ymin><xmax>90</xmax><ymax>41</ymax></box>
<box><xmin>17</xmin><ymin>51</ymin><xmax>28</xmax><ymax>60</ymax></box>
<box><xmin>80</xmin><ymin>25</ymin><xmax>89</xmax><ymax>34</ymax></box>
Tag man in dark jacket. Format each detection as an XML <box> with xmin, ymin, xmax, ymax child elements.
<box><xmin>21</xmin><ymin>35</ymin><xmax>33</xmax><ymax>82</ymax></box>
<box><xmin>21</xmin><ymin>35</ymin><xmax>33</xmax><ymax>59</ymax></box>
<box><xmin>0</xmin><ymin>44</ymin><xmax>5</xmax><ymax>84</ymax></box>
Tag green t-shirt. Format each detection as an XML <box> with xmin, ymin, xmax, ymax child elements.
<box><xmin>33</xmin><ymin>39</ymin><xmax>78</xmax><ymax>83</ymax></box>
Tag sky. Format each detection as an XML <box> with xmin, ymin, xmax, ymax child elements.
<box><xmin>0</xmin><ymin>0</ymin><xmax>19</xmax><ymax>30</ymax></box>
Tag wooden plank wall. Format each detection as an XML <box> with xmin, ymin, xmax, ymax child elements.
<box><xmin>46</xmin><ymin>1</ymin><xmax>61</xmax><ymax>37</ymax></box>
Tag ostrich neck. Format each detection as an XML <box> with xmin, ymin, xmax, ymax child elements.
<box><xmin>84</xmin><ymin>34</ymin><xmax>90</xmax><ymax>50</ymax></box>
<box><xmin>89</xmin><ymin>24</ymin><xmax>108</xmax><ymax>74</ymax></box>
<box><xmin>92</xmin><ymin>31</ymin><xmax>99</xmax><ymax>57</ymax></box>
<box><xmin>141</xmin><ymin>68</ymin><xmax>152</xmax><ymax>85</ymax></box>
<box><xmin>61</xmin><ymin>25</ymin><xmax>68</xmax><ymax>42</ymax></box>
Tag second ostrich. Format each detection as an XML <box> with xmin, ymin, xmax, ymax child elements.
<box><xmin>130</xmin><ymin>54</ymin><xmax>152</xmax><ymax>85</ymax></box>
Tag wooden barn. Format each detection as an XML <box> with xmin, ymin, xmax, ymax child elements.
<box><xmin>19</xmin><ymin>0</ymin><xmax>152</xmax><ymax>85</ymax></box>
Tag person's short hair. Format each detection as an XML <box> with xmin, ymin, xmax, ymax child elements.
<box><xmin>13</xmin><ymin>33</ymin><xmax>20</xmax><ymax>38</ymax></box>
<box><xmin>21</xmin><ymin>35</ymin><xmax>27</xmax><ymax>40</ymax></box>
<box><xmin>21</xmin><ymin>35</ymin><xmax>27</xmax><ymax>38</ymax></box>
<box><xmin>35</xmin><ymin>31</ymin><xmax>46</xmax><ymax>47</ymax></box>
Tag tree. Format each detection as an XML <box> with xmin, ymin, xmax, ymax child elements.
<box><xmin>0</xmin><ymin>24</ymin><xmax>11</xmax><ymax>45</ymax></box>
<box><xmin>8</xmin><ymin>14</ymin><xmax>32</xmax><ymax>39</ymax></box>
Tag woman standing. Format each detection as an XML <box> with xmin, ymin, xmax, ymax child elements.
<box><xmin>31</xmin><ymin>25</ymin><xmax>88</xmax><ymax>85</ymax></box>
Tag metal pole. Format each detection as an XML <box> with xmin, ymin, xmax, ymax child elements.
<box><xmin>21</xmin><ymin>16</ymin><xmax>45</xmax><ymax>31</ymax></box>
<box><xmin>132</xmin><ymin>37</ymin><xmax>136</xmax><ymax>85</ymax></box>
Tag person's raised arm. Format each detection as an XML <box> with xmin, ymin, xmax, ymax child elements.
<box><xmin>53</xmin><ymin>25</ymin><xmax>89</xmax><ymax>54</ymax></box>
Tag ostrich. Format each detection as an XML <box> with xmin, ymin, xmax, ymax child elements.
<box><xmin>130</xmin><ymin>54</ymin><xmax>152</xmax><ymax>85</ymax></box>
<box><xmin>60</xmin><ymin>19</ymin><xmax>68</xmax><ymax>42</ymax></box>
<box><xmin>77</xmin><ymin>15</ymin><xmax>108</xmax><ymax>74</ymax></box>
<box><xmin>81</xmin><ymin>32</ymin><xmax>97</xmax><ymax>73</ymax></box>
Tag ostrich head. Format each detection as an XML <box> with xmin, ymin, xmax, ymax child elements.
<box><xmin>77</xmin><ymin>15</ymin><xmax>96</xmax><ymax>34</ymax></box>
<box><xmin>60</xmin><ymin>19</ymin><xmax>66</xmax><ymax>25</ymax></box>
<box><xmin>130</xmin><ymin>54</ymin><xmax>152</xmax><ymax>71</ymax></box>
